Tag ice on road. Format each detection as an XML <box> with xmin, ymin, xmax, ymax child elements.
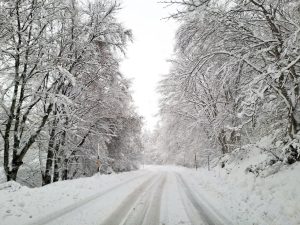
<box><xmin>0</xmin><ymin>166</ymin><xmax>233</xmax><ymax>225</ymax></box>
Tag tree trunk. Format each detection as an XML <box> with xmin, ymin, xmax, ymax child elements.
<box><xmin>53</xmin><ymin>156</ymin><xmax>60</xmax><ymax>182</ymax></box>
<box><xmin>61</xmin><ymin>158</ymin><xmax>69</xmax><ymax>180</ymax></box>
<box><xmin>288</xmin><ymin>108</ymin><xmax>300</xmax><ymax>138</ymax></box>
<box><xmin>42</xmin><ymin>126</ymin><xmax>56</xmax><ymax>186</ymax></box>
<box><xmin>43</xmin><ymin>149</ymin><xmax>54</xmax><ymax>185</ymax></box>
<box><xmin>53</xmin><ymin>140</ymin><xmax>61</xmax><ymax>182</ymax></box>
<box><xmin>218</xmin><ymin>129</ymin><xmax>228</xmax><ymax>154</ymax></box>
<box><xmin>7</xmin><ymin>158</ymin><xmax>23</xmax><ymax>181</ymax></box>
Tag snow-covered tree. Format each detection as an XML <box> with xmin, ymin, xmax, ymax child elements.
<box><xmin>0</xmin><ymin>0</ymin><xmax>142</xmax><ymax>186</ymax></box>
<box><xmin>158</xmin><ymin>0</ymin><xmax>300</xmax><ymax>166</ymax></box>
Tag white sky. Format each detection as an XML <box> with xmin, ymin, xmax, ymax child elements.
<box><xmin>117</xmin><ymin>0</ymin><xmax>178</xmax><ymax>130</ymax></box>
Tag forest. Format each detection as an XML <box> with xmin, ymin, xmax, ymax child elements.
<box><xmin>145</xmin><ymin>0</ymin><xmax>300</xmax><ymax>170</ymax></box>
<box><xmin>0</xmin><ymin>1</ymin><xmax>299</xmax><ymax>225</ymax></box>
<box><xmin>1</xmin><ymin>0</ymin><xmax>300</xmax><ymax>187</ymax></box>
<box><xmin>0</xmin><ymin>0</ymin><xmax>142</xmax><ymax>187</ymax></box>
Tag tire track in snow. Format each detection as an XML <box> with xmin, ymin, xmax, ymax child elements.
<box><xmin>99</xmin><ymin>174</ymin><xmax>160</xmax><ymax>225</ymax></box>
<box><xmin>176</xmin><ymin>173</ymin><xmax>205</xmax><ymax>225</ymax></box>
<box><xmin>123</xmin><ymin>172</ymin><xmax>166</xmax><ymax>225</ymax></box>
<box><xmin>25</xmin><ymin>172</ymin><xmax>154</xmax><ymax>225</ymax></box>
<box><xmin>160</xmin><ymin>172</ymin><xmax>192</xmax><ymax>225</ymax></box>
<box><xmin>141</xmin><ymin>173</ymin><xmax>166</xmax><ymax>225</ymax></box>
<box><xmin>101</xmin><ymin>172</ymin><xmax>166</xmax><ymax>225</ymax></box>
<box><xmin>175</xmin><ymin>173</ymin><xmax>233</xmax><ymax>225</ymax></box>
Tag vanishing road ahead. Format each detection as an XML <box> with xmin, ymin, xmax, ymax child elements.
<box><xmin>24</xmin><ymin>166</ymin><xmax>233</xmax><ymax>225</ymax></box>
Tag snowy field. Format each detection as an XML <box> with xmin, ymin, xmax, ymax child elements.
<box><xmin>0</xmin><ymin>157</ymin><xmax>299</xmax><ymax>225</ymax></box>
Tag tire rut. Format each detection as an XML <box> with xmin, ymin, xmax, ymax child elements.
<box><xmin>26</xmin><ymin>173</ymin><xmax>152</xmax><ymax>225</ymax></box>
<box><xmin>123</xmin><ymin>173</ymin><xmax>167</xmax><ymax>225</ymax></box>
<box><xmin>175</xmin><ymin>173</ymin><xmax>232</xmax><ymax>225</ymax></box>
<box><xmin>99</xmin><ymin>174</ymin><xmax>161</xmax><ymax>225</ymax></box>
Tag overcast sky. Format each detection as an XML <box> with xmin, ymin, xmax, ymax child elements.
<box><xmin>117</xmin><ymin>0</ymin><xmax>178</xmax><ymax>130</ymax></box>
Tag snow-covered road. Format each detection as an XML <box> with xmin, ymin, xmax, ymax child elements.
<box><xmin>100</xmin><ymin>171</ymin><xmax>232</xmax><ymax>225</ymax></box>
<box><xmin>2</xmin><ymin>163</ymin><xmax>299</xmax><ymax>225</ymax></box>
<box><xmin>0</xmin><ymin>166</ymin><xmax>233</xmax><ymax>225</ymax></box>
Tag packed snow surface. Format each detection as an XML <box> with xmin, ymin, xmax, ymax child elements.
<box><xmin>0</xmin><ymin>162</ymin><xmax>299</xmax><ymax>225</ymax></box>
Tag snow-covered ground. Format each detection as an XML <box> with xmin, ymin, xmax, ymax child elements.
<box><xmin>0</xmin><ymin>155</ymin><xmax>299</xmax><ymax>225</ymax></box>
<box><xmin>0</xmin><ymin>170</ymin><xmax>154</xmax><ymax>225</ymax></box>
<box><xmin>171</xmin><ymin>157</ymin><xmax>300</xmax><ymax>225</ymax></box>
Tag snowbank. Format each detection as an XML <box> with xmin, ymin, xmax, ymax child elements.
<box><xmin>0</xmin><ymin>169</ymin><xmax>149</xmax><ymax>225</ymax></box>
<box><xmin>0</xmin><ymin>181</ymin><xmax>22</xmax><ymax>192</ymax></box>
<box><xmin>177</xmin><ymin>147</ymin><xmax>300</xmax><ymax>225</ymax></box>
<box><xmin>0</xmin><ymin>158</ymin><xmax>298</xmax><ymax>225</ymax></box>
